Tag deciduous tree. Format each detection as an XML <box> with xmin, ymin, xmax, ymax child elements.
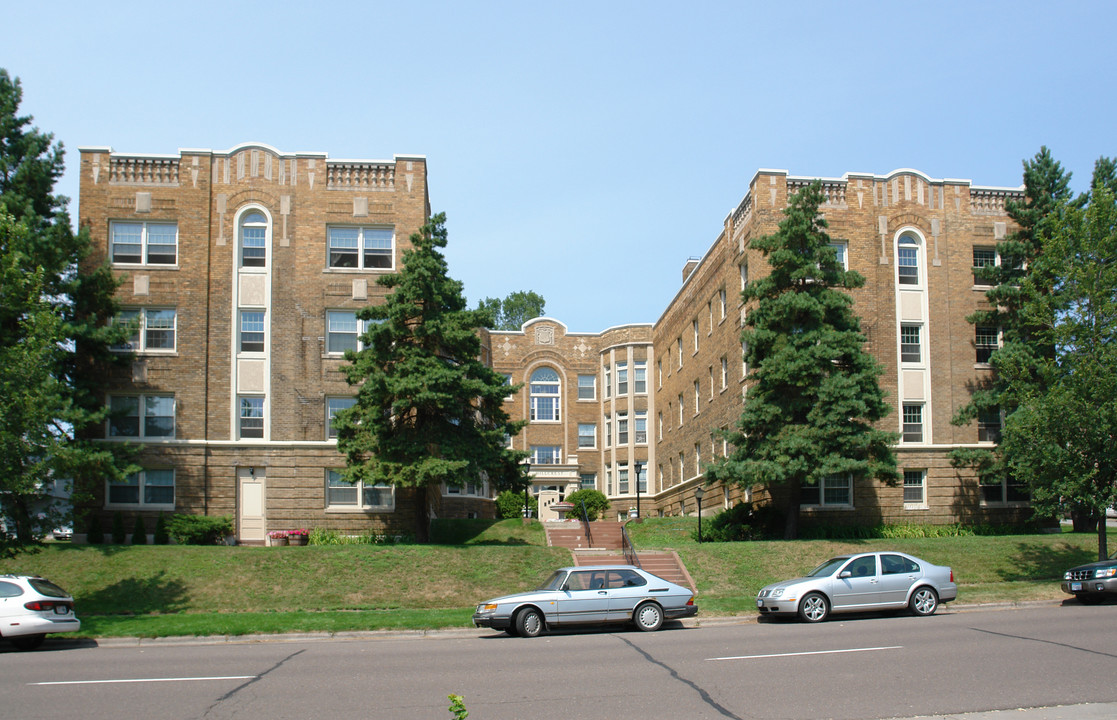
<box><xmin>476</xmin><ymin>290</ymin><xmax>546</xmax><ymax>331</ymax></box>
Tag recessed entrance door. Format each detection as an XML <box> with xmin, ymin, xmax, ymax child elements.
<box><xmin>238</xmin><ymin>468</ymin><xmax>266</xmax><ymax>543</ymax></box>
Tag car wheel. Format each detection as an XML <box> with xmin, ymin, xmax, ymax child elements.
<box><xmin>909</xmin><ymin>586</ymin><xmax>939</xmax><ymax>616</ymax></box>
<box><xmin>12</xmin><ymin>634</ymin><xmax>45</xmax><ymax>651</ymax></box>
<box><xmin>798</xmin><ymin>592</ymin><xmax>829</xmax><ymax>623</ymax></box>
<box><xmin>633</xmin><ymin>602</ymin><xmax>664</xmax><ymax>632</ymax></box>
<box><xmin>515</xmin><ymin>607</ymin><xmax>544</xmax><ymax>638</ymax></box>
<box><xmin>1076</xmin><ymin>594</ymin><xmax>1104</xmax><ymax>605</ymax></box>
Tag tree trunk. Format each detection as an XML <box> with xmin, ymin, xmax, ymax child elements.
<box><xmin>783</xmin><ymin>480</ymin><xmax>801</xmax><ymax>540</ymax></box>
<box><xmin>1099</xmin><ymin>510</ymin><xmax>1109</xmax><ymax>562</ymax></box>
<box><xmin>1071</xmin><ymin>505</ymin><xmax>1098</xmax><ymax>533</ymax></box>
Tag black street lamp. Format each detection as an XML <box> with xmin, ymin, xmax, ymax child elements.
<box><xmin>523</xmin><ymin>463</ymin><xmax>532</xmax><ymax>519</ymax></box>
<box><xmin>634</xmin><ymin>461</ymin><xmax>643</xmax><ymax>520</ymax></box>
<box><xmin>694</xmin><ymin>485</ymin><xmax>705</xmax><ymax>543</ymax></box>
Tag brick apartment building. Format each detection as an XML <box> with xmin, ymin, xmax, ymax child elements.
<box><xmin>78</xmin><ymin>143</ymin><xmax>1028</xmax><ymax>541</ymax></box>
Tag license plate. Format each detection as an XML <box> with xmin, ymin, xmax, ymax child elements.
<box><xmin>54</xmin><ymin>606</ymin><xmax>69</xmax><ymax>615</ymax></box>
<box><xmin>1071</xmin><ymin>582</ymin><xmax>1083</xmax><ymax>592</ymax></box>
<box><xmin>756</xmin><ymin>599</ymin><xmax>764</xmax><ymax>607</ymax></box>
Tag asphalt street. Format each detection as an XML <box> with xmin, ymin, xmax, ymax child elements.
<box><xmin>3</xmin><ymin>601</ymin><xmax>1117</xmax><ymax>720</ymax></box>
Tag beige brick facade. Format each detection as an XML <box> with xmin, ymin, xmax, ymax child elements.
<box><xmin>78</xmin><ymin>149</ymin><xmax>1030</xmax><ymax>539</ymax></box>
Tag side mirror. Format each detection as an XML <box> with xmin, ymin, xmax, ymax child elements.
<box><xmin>839</xmin><ymin>570</ymin><xmax>852</xmax><ymax>579</ymax></box>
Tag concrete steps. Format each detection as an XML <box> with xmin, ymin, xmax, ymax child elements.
<box><xmin>545</xmin><ymin>522</ymin><xmax>696</xmax><ymax>593</ymax></box>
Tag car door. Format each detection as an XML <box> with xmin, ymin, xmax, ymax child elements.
<box><xmin>605</xmin><ymin>569</ymin><xmax>648</xmax><ymax>621</ymax></box>
<box><xmin>877</xmin><ymin>553</ymin><xmax>922</xmax><ymax>606</ymax></box>
<box><xmin>554</xmin><ymin>570</ymin><xmax>611</xmax><ymax>625</ymax></box>
<box><xmin>830</xmin><ymin>555</ymin><xmax>880</xmax><ymax>609</ymax></box>
<box><xmin>0</xmin><ymin>580</ymin><xmax>25</xmax><ymax>633</ymax></box>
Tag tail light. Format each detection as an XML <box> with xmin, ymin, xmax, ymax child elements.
<box><xmin>24</xmin><ymin>600</ymin><xmax>72</xmax><ymax>612</ymax></box>
<box><xmin>686</xmin><ymin>597</ymin><xmax>694</xmax><ymax>606</ymax></box>
<box><xmin>950</xmin><ymin>570</ymin><xmax>954</xmax><ymax>583</ymax></box>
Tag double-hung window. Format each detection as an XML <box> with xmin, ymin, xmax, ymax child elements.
<box><xmin>981</xmin><ymin>475</ymin><xmax>1028</xmax><ymax>504</ymax></box>
<box><xmin>801</xmin><ymin>473</ymin><xmax>852</xmax><ymax>507</ymax></box>
<box><xmin>327</xmin><ymin>397</ymin><xmax>357</xmax><ymax>439</ymax></box>
<box><xmin>617</xmin><ymin>412</ymin><xmax>628</xmax><ymax>445</ymax></box>
<box><xmin>327</xmin><ymin>226</ymin><xmax>394</xmax><ymax>270</ymax></box>
<box><xmin>903</xmin><ymin>469</ymin><xmax>927</xmax><ymax>506</ymax></box>
<box><xmin>577</xmin><ymin>374</ymin><xmax>596</xmax><ymax>400</ymax></box>
<box><xmin>326</xmin><ymin>311</ymin><xmax>370</xmax><ymax>354</ymax></box>
<box><xmin>634</xmin><ymin>411</ymin><xmax>647</xmax><ymax>444</ymax></box>
<box><xmin>897</xmin><ymin>234</ymin><xmax>920</xmax><ymax>285</ymax></box>
<box><xmin>110</xmin><ymin>221</ymin><xmax>178</xmax><ymax>265</ymax></box>
<box><xmin>239</xmin><ymin>211</ymin><xmax>268</xmax><ymax>268</ymax></box>
<box><xmin>529</xmin><ymin>368</ymin><xmax>560</xmax><ymax>421</ymax></box>
<box><xmin>900</xmin><ymin>324</ymin><xmax>922</xmax><ymax>363</ymax></box>
<box><xmin>973</xmin><ymin>246</ymin><xmax>997</xmax><ymax>286</ymax></box>
<box><xmin>577</xmin><ymin>423</ymin><xmax>596</xmax><ymax>449</ymax></box>
<box><xmin>113</xmin><ymin>308</ymin><xmax>177</xmax><ymax>352</ymax></box>
<box><xmin>239</xmin><ymin>311</ymin><xmax>265</xmax><ymax>353</ymax></box>
<box><xmin>239</xmin><ymin>396</ymin><xmax>265</xmax><ymax>439</ymax></box>
<box><xmin>633</xmin><ymin>361</ymin><xmax>646</xmax><ymax>394</ymax></box>
<box><xmin>108</xmin><ymin>395</ymin><xmax>175</xmax><ymax>438</ymax></box>
<box><xmin>108</xmin><ymin>469</ymin><xmax>174</xmax><ymax>508</ymax></box>
<box><xmin>326</xmin><ymin>469</ymin><xmax>393</xmax><ymax>510</ymax></box>
<box><xmin>975</xmin><ymin>326</ymin><xmax>999</xmax><ymax>364</ymax></box>
<box><xmin>978</xmin><ymin>409</ymin><xmax>1002</xmax><ymax>443</ymax></box>
<box><xmin>902</xmin><ymin>403</ymin><xmax>924</xmax><ymax>443</ymax></box>
<box><xmin>616</xmin><ymin>362</ymin><xmax>628</xmax><ymax>395</ymax></box>
<box><xmin>829</xmin><ymin>241</ymin><xmax>849</xmax><ymax>271</ymax></box>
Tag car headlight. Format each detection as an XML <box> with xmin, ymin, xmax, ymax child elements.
<box><xmin>1064</xmin><ymin>572</ymin><xmax>1072</xmax><ymax>580</ymax></box>
<box><xmin>770</xmin><ymin>588</ymin><xmax>784</xmax><ymax>598</ymax></box>
<box><xmin>1095</xmin><ymin>568</ymin><xmax>1117</xmax><ymax>579</ymax></box>
<box><xmin>478</xmin><ymin>603</ymin><xmax>498</xmax><ymax>612</ymax></box>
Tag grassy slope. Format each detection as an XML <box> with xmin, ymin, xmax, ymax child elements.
<box><xmin>1</xmin><ymin>518</ymin><xmax>1109</xmax><ymax>637</ymax></box>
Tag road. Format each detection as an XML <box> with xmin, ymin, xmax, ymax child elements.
<box><xmin>3</xmin><ymin>603</ymin><xmax>1116</xmax><ymax>720</ymax></box>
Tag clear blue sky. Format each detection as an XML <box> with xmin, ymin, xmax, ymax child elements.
<box><xmin>5</xmin><ymin>1</ymin><xmax>1114</xmax><ymax>331</ymax></box>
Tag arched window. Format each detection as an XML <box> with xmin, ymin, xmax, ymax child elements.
<box><xmin>529</xmin><ymin>367</ymin><xmax>560</xmax><ymax>422</ymax></box>
<box><xmin>240</xmin><ymin>211</ymin><xmax>268</xmax><ymax>268</ymax></box>
<box><xmin>897</xmin><ymin>233</ymin><xmax>920</xmax><ymax>285</ymax></box>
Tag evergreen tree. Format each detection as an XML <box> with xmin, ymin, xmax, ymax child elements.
<box><xmin>0</xmin><ymin>69</ymin><xmax>131</xmax><ymax>557</ymax></box>
<box><xmin>706</xmin><ymin>182</ymin><xmax>898</xmax><ymax>539</ymax></box>
<box><xmin>1000</xmin><ymin>182</ymin><xmax>1117</xmax><ymax>559</ymax></box>
<box><xmin>476</xmin><ymin>290</ymin><xmax>546</xmax><ymax>331</ymax></box>
<box><xmin>951</xmin><ymin>148</ymin><xmax>1077</xmax><ymax>524</ymax></box>
<box><xmin>337</xmin><ymin>213</ymin><xmax>528</xmax><ymax>541</ymax></box>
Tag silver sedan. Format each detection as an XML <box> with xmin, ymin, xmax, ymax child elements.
<box><xmin>473</xmin><ymin>565</ymin><xmax>697</xmax><ymax>637</ymax></box>
<box><xmin>756</xmin><ymin>551</ymin><xmax>957</xmax><ymax>622</ymax></box>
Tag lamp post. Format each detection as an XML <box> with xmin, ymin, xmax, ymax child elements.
<box><xmin>523</xmin><ymin>463</ymin><xmax>532</xmax><ymax>520</ymax></box>
<box><xmin>634</xmin><ymin>461</ymin><xmax>643</xmax><ymax>520</ymax></box>
<box><xmin>694</xmin><ymin>486</ymin><xmax>705</xmax><ymax>543</ymax></box>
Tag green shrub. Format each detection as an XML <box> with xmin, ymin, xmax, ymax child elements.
<box><xmin>562</xmin><ymin>489</ymin><xmax>610</xmax><ymax>521</ymax></box>
<box><xmin>111</xmin><ymin>512</ymin><xmax>126</xmax><ymax>544</ymax></box>
<box><xmin>153</xmin><ymin>512</ymin><xmax>170</xmax><ymax>545</ymax></box>
<box><xmin>86</xmin><ymin>514</ymin><xmax>104</xmax><ymax>544</ymax></box>
<box><xmin>495</xmin><ymin>490</ymin><xmax>537</xmax><ymax>519</ymax></box>
<box><xmin>131</xmin><ymin>515</ymin><xmax>147</xmax><ymax>544</ymax></box>
<box><xmin>697</xmin><ymin>501</ymin><xmax>784</xmax><ymax>542</ymax></box>
<box><xmin>165</xmin><ymin>514</ymin><xmax>234</xmax><ymax>545</ymax></box>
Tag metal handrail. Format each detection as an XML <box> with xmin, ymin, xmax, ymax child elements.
<box><xmin>621</xmin><ymin>523</ymin><xmax>641</xmax><ymax>568</ymax></box>
<box><xmin>579</xmin><ymin>499</ymin><xmax>594</xmax><ymax>547</ymax></box>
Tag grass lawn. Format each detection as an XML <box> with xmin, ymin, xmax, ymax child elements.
<box><xmin>2</xmin><ymin>518</ymin><xmax>1109</xmax><ymax>638</ymax></box>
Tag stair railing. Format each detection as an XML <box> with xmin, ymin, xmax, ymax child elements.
<box><xmin>621</xmin><ymin>522</ymin><xmax>641</xmax><ymax>568</ymax></box>
<box><xmin>579</xmin><ymin>499</ymin><xmax>594</xmax><ymax>547</ymax></box>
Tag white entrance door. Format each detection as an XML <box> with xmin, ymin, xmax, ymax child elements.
<box><xmin>238</xmin><ymin>469</ymin><xmax>266</xmax><ymax>542</ymax></box>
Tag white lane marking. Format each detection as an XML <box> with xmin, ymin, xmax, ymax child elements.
<box><xmin>31</xmin><ymin>675</ymin><xmax>256</xmax><ymax>686</ymax></box>
<box><xmin>707</xmin><ymin>645</ymin><xmax>903</xmax><ymax>661</ymax></box>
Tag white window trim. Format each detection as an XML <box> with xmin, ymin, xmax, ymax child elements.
<box><xmin>801</xmin><ymin>473</ymin><xmax>853</xmax><ymax>509</ymax></box>
<box><xmin>106</xmin><ymin>394</ymin><xmax>175</xmax><ymax>440</ymax></box>
<box><xmin>903</xmin><ymin>469</ymin><xmax>928</xmax><ymax>510</ymax></box>
<box><xmin>326</xmin><ymin>225</ymin><xmax>396</xmax><ymax>272</ymax></box>
<box><xmin>111</xmin><ymin>307</ymin><xmax>178</xmax><ymax>354</ymax></box>
<box><xmin>105</xmin><ymin>468</ymin><xmax>175</xmax><ymax>510</ymax></box>
<box><xmin>326</xmin><ymin>469</ymin><xmax>395</xmax><ymax>511</ymax></box>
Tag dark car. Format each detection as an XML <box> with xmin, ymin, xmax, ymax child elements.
<box><xmin>1061</xmin><ymin>550</ymin><xmax>1117</xmax><ymax>604</ymax></box>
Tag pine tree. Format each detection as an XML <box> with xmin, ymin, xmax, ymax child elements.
<box><xmin>951</xmin><ymin>148</ymin><xmax>1077</xmax><ymax>523</ymax></box>
<box><xmin>706</xmin><ymin>182</ymin><xmax>898</xmax><ymax>539</ymax></box>
<box><xmin>337</xmin><ymin>213</ymin><xmax>528</xmax><ymax>541</ymax></box>
<box><xmin>0</xmin><ymin>69</ymin><xmax>131</xmax><ymax>557</ymax></box>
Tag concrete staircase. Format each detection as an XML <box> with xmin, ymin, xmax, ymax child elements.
<box><xmin>544</xmin><ymin>521</ymin><xmax>696</xmax><ymax>593</ymax></box>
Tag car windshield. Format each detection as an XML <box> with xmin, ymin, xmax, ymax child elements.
<box><xmin>807</xmin><ymin>557</ymin><xmax>851</xmax><ymax>578</ymax></box>
<box><xmin>28</xmin><ymin>577</ymin><xmax>70</xmax><ymax>598</ymax></box>
<box><xmin>537</xmin><ymin>571</ymin><xmax>568</xmax><ymax>591</ymax></box>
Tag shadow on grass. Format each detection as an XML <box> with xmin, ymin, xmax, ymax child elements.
<box><xmin>999</xmin><ymin>540</ymin><xmax>1098</xmax><ymax>582</ymax></box>
<box><xmin>78</xmin><ymin>570</ymin><xmax>189</xmax><ymax>615</ymax></box>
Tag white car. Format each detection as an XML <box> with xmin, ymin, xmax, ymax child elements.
<box><xmin>0</xmin><ymin>575</ymin><xmax>81</xmax><ymax>650</ymax></box>
<box><xmin>473</xmin><ymin>565</ymin><xmax>697</xmax><ymax>637</ymax></box>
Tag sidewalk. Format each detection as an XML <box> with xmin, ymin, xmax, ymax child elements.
<box><xmin>880</xmin><ymin>703</ymin><xmax>1117</xmax><ymax>720</ymax></box>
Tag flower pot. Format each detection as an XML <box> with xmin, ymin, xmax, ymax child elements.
<box><xmin>270</xmin><ymin>535</ymin><xmax>289</xmax><ymax>546</ymax></box>
<box><xmin>289</xmin><ymin>535</ymin><xmax>308</xmax><ymax>546</ymax></box>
